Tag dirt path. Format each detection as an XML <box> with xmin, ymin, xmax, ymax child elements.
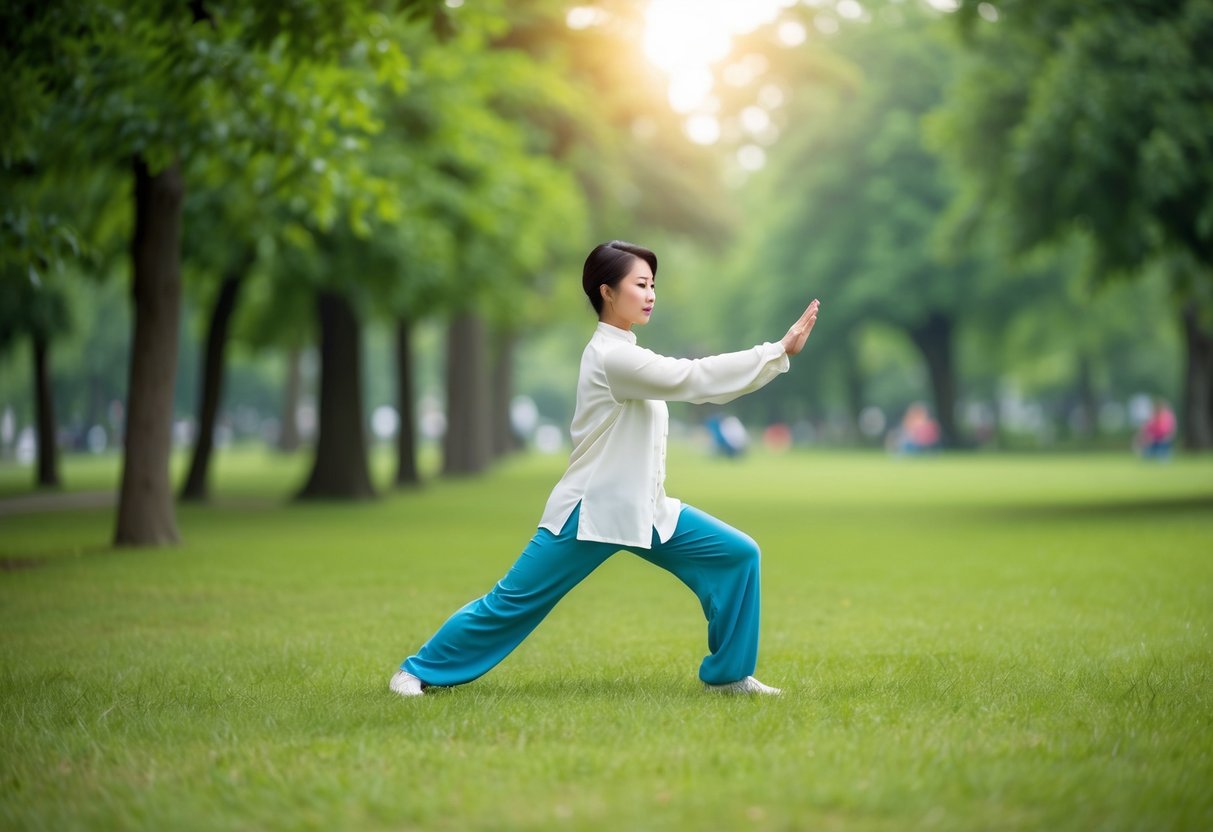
<box><xmin>0</xmin><ymin>491</ymin><xmax>116</xmax><ymax>518</ymax></box>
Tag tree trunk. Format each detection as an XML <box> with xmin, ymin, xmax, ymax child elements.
<box><xmin>32</xmin><ymin>331</ymin><xmax>60</xmax><ymax>489</ymax></box>
<box><xmin>443</xmin><ymin>311</ymin><xmax>492</xmax><ymax>476</ymax></box>
<box><xmin>114</xmin><ymin>156</ymin><xmax>184</xmax><ymax>547</ymax></box>
<box><xmin>1180</xmin><ymin>303</ymin><xmax>1213</xmax><ymax>450</ymax></box>
<box><xmin>180</xmin><ymin>256</ymin><xmax>251</xmax><ymax>502</ymax></box>
<box><xmin>1075</xmin><ymin>352</ymin><xmax>1098</xmax><ymax>439</ymax></box>
<box><xmin>297</xmin><ymin>290</ymin><xmax>375</xmax><ymax>499</ymax></box>
<box><xmin>490</xmin><ymin>329</ymin><xmax>521</xmax><ymax>459</ymax></box>
<box><xmin>906</xmin><ymin>312</ymin><xmax>959</xmax><ymax>448</ymax></box>
<box><xmin>840</xmin><ymin>340</ymin><xmax>865</xmax><ymax>442</ymax></box>
<box><xmin>394</xmin><ymin>317</ymin><xmax>421</xmax><ymax>487</ymax></box>
<box><xmin>278</xmin><ymin>346</ymin><xmax>303</xmax><ymax>452</ymax></box>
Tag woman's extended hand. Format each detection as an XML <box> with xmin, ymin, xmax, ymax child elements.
<box><xmin>780</xmin><ymin>299</ymin><xmax>820</xmax><ymax>357</ymax></box>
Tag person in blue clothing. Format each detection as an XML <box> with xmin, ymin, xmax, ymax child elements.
<box><xmin>391</xmin><ymin>241</ymin><xmax>820</xmax><ymax>697</ymax></box>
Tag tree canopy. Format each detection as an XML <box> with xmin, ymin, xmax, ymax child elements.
<box><xmin>927</xmin><ymin>0</ymin><xmax>1213</xmax><ymax>446</ymax></box>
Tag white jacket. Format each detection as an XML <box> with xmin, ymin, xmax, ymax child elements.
<box><xmin>537</xmin><ymin>321</ymin><xmax>790</xmax><ymax>548</ymax></box>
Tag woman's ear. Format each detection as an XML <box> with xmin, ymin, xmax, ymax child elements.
<box><xmin>600</xmin><ymin>284</ymin><xmax>612</xmax><ymax>305</ymax></box>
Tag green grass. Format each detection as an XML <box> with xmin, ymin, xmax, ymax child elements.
<box><xmin>1</xmin><ymin>449</ymin><xmax>1211</xmax><ymax>831</ymax></box>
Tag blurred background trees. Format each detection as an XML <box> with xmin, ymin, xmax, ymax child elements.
<box><xmin>2</xmin><ymin>0</ymin><xmax>1206</xmax><ymax>546</ymax></box>
<box><xmin>935</xmin><ymin>0</ymin><xmax>1213</xmax><ymax>447</ymax></box>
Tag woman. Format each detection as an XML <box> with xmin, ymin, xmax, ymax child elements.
<box><xmin>391</xmin><ymin>241</ymin><xmax>820</xmax><ymax>697</ymax></box>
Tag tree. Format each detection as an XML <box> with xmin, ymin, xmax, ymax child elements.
<box><xmin>177</xmin><ymin>240</ymin><xmax>255</xmax><ymax>501</ymax></box>
<box><xmin>495</xmin><ymin>0</ymin><xmax>737</xmax><ymax>244</ymax></box>
<box><xmin>936</xmin><ymin>0</ymin><xmax>1213</xmax><ymax>447</ymax></box>
<box><xmin>0</xmin><ymin>207</ymin><xmax>73</xmax><ymax>487</ymax></box>
<box><xmin>223</xmin><ymin>4</ymin><xmax>601</xmax><ymax>493</ymax></box>
<box><xmin>734</xmin><ymin>8</ymin><xmax>997</xmax><ymax>445</ymax></box>
<box><xmin>117</xmin><ymin>155</ymin><xmax>186</xmax><ymax>542</ymax></box>
<box><xmin>363</xmin><ymin>10</ymin><xmax>591</xmax><ymax>479</ymax></box>
<box><xmin>0</xmin><ymin>154</ymin><xmax>123</xmax><ymax>485</ymax></box>
<box><xmin>3</xmin><ymin>0</ymin><xmax>441</xmax><ymax>538</ymax></box>
<box><xmin>297</xmin><ymin>287</ymin><xmax>377</xmax><ymax>499</ymax></box>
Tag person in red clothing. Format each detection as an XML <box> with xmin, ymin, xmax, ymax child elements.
<box><xmin>895</xmin><ymin>402</ymin><xmax>940</xmax><ymax>454</ymax></box>
<box><xmin>1136</xmin><ymin>398</ymin><xmax>1176</xmax><ymax>459</ymax></box>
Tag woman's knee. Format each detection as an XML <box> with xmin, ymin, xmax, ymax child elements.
<box><xmin>728</xmin><ymin>532</ymin><xmax>761</xmax><ymax>566</ymax></box>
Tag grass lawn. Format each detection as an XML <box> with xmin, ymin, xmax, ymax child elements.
<box><xmin>1</xmin><ymin>448</ymin><xmax>1211</xmax><ymax>830</ymax></box>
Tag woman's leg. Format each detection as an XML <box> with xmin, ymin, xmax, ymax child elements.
<box><xmin>632</xmin><ymin>506</ymin><xmax>763</xmax><ymax>685</ymax></box>
<box><xmin>401</xmin><ymin>505</ymin><xmax>617</xmax><ymax>687</ymax></box>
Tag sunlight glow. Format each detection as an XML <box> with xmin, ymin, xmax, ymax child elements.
<box><xmin>644</xmin><ymin>0</ymin><xmax>794</xmax><ymax>134</ymax></box>
<box><xmin>740</xmin><ymin>106</ymin><xmax>771</xmax><ymax>134</ymax></box>
<box><xmin>836</xmin><ymin>0</ymin><xmax>865</xmax><ymax>20</ymax></box>
<box><xmin>776</xmin><ymin>20</ymin><xmax>807</xmax><ymax>46</ymax></box>
<box><xmin>667</xmin><ymin>68</ymin><xmax>716</xmax><ymax>114</ymax></box>
<box><xmin>814</xmin><ymin>15</ymin><xmax>840</xmax><ymax>35</ymax></box>
<box><xmin>566</xmin><ymin>6</ymin><xmax>608</xmax><ymax>30</ymax></box>
<box><xmin>757</xmin><ymin>84</ymin><xmax>785</xmax><ymax>110</ymax></box>
<box><xmin>686</xmin><ymin>114</ymin><xmax>722</xmax><ymax>145</ymax></box>
<box><xmin>644</xmin><ymin>2</ymin><xmax>733</xmax><ymax>80</ymax></box>
<box><xmin>737</xmin><ymin>144</ymin><xmax>766</xmax><ymax>172</ymax></box>
<box><xmin>722</xmin><ymin>54</ymin><xmax>769</xmax><ymax>88</ymax></box>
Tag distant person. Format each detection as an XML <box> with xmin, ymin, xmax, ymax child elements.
<box><xmin>892</xmin><ymin>402</ymin><xmax>940</xmax><ymax>454</ymax></box>
<box><xmin>391</xmin><ymin>241</ymin><xmax>820</xmax><ymax>698</ymax></box>
<box><xmin>1136</xmin><ymin>398</ymin><xmax>1176</xmax><ymax>459</ymax></box>
<box><xmin>705</xmin><ymin>413</ymin><xmax>748</xmax><ymax>458</ymax></box>
<box><xmin>762</xmin><ymin>422</ymin><xmax>793</xmax><ymax>453</ymax></box>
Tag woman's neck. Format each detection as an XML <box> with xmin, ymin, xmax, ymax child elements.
<box><xmin>599</xmin><ymin>315</ymin><xmax>632</xmax><ymax>332</ymax></box>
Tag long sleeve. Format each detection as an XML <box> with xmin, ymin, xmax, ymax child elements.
<box><xmin>540</xmin><ymin>323</ymin><xmax>789</xmax><ymax>547</ymax></box>
<box><xmin>602</xmin><ymin>341</ymin><xmax>789</xmax><ymax>405</ymax></box>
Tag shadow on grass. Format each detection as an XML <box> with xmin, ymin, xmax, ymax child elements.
<box><xmin>1</xmin><ymin>557</ymin><xmax>45</xmax><ymax>572</ymax></box>
<box><xmin>975</xmin><ymin>494</ymin><xmax>1213</xmax><ymax>522</ymax></box>
<box><xmin>0</xmin><ymin>544</ymin><xmax>113</xmax><ymax>573</ymax></box>
<box><xmin>407</xmin><ymin>676</ymin><xmax>718</xmax><ymax>701</ymax></box>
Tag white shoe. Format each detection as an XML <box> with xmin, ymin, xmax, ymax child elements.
<box><xmin>389</xmin><ymin>669</ymin><xmax>424</xmax><ymax>697</ymax></box>
<box><xmin>704</xmin><ymin>676</ymin><xmax>782</xmax><ymax>696</ymax></box>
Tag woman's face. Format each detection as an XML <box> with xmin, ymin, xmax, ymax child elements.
<box><xmin>600</xmin><ymin>257</ymin><xmax>655</xmax><ymax>330</ymax></box>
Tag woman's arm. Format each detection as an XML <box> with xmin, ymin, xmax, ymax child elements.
<box><xmin>603</xmin><ymin>299</ymin><xmax>821</xmax><ymax>405</ymax></box>
<box><xmin>603</xmin><ymin>342</ymin><xmax>788</xmax><ymax>405</ymax></box>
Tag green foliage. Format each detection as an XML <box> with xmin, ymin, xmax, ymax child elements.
<box><xmin>0</xmin><ymin>166</ymin><xmax>115</xmax><ymax>356</ymax></box>
<box><xmin>0</xmin><ymin>272</ymin><xmax>132</xmax><ymax>437</ymax></box>
<box><xmin>1</xmin><ymin>449</ymin><xmax>1212</xmax><ymax>828</ymax></box>
<box><xmin>499</xmin><ymin>0</ymin><xmax>737</xmax><ymax>243</ymax></box>
<box><xmin>0</xmin><ymin>271</ymin><xmax>70</xmax><ymax>354</ymax></box>
<box><xmin>0</xmin><ymin>177</ymin><xmax>86</xmax><ymax>358</ymax></box>
<box><xmin>744</xmin><ymin>11</ymin><xmax>976</xmax><ymax>329</ymax></box>
<box><xmin>712</xmin><ymin>6</ymin><xmax>1188</xmax><ymax>431</ymax></box>
<box><xmin>721</xmin><ymin>10</ymin><xmax>997</xmax><ymax>427</ymax></box>
<box><xmin>245</xmin><ymin>6</ymin><xmax>593</xmax><ymax>339</ymax></box>
<box><xmin>0</xmin><ymin>208</ymin><xmax>81</xmax><ymax>293</ymax></box>
<box><xmin>937</xmin><ymin>0</ymin><xmax>1213</xmax><ymax>277</ymax></box>
<box><xmin>992</xmin><ymin>253</ymin><xmax>1181</xmax><ymax>399</ymax></box>
<box><xmin>3</xmin><ymin>0</ymin><xmax>429</xmax><ymax>170</ymax></box>
<box><xmin>2</xmin><ymin>0</ymin><xmax>442</xmax><ymax>374</ymax></box>
<box><xmin>5</xmin><ymin>0</ymin><xmax>1196</xmax><ymax>451</ymax></box>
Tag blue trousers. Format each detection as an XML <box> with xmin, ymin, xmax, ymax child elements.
<box><xmin>401</xmin><ymin>503</ymin><xmax>763</xmax><ymax>686</ymax></box>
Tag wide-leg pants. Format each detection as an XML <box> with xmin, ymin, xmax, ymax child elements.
<box><xmin>400</xmin><ymin>502</ymin><xmax>763</xmax><ymax>687</ymax></box>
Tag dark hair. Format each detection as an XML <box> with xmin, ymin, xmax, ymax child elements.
<box><xmin>582</xmin><ymin>241</ymin><xmax>658</xmax><ymax>316</ymax></box>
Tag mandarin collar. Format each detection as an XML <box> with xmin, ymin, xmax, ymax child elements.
<box><xmin>596</xmin><ymin>321</ymin><xmax>637</xmax><ymax>344</ymax></box>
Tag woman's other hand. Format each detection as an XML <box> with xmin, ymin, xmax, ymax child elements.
<box><xmin>780</xmin><ymin>299</ymin><xmax>820</xmax><ymax>357</ymax></box>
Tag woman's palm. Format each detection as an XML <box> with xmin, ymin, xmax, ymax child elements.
<box><xmin>781</xmin><ymin>299</ymin><xmax>820</xmax><ymax>357</ymax></box>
